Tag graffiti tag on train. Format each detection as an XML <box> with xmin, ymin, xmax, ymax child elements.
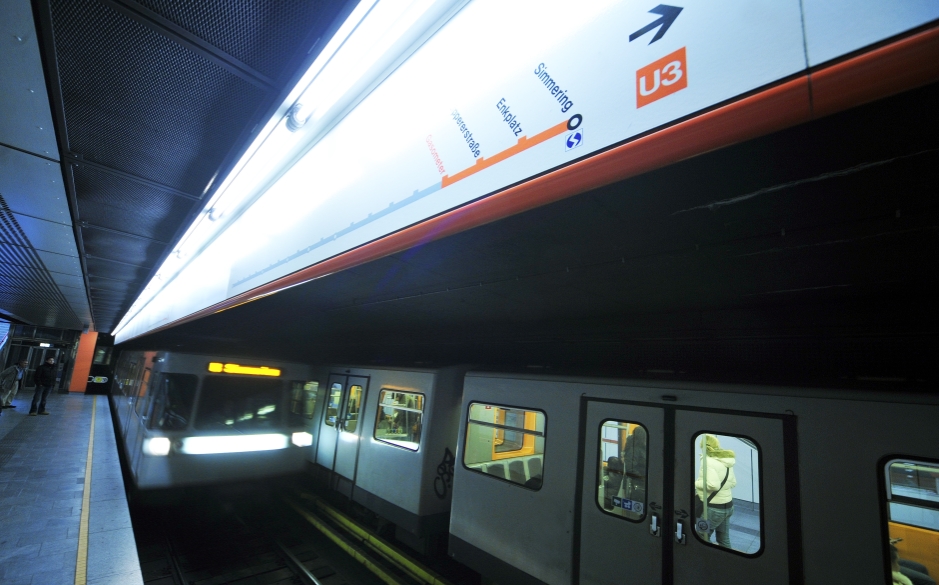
<box><xmin>434</xmin><ymin>447</ymin><xmax>455</xmax><ymax>499</ymax></box>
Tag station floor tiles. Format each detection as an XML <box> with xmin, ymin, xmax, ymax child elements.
<box><xmin>0</xmin><ymin>392</ymin><xmax>143</xmax><ymax>585</ymax></box>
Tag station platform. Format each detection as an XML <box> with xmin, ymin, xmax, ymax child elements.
<box><xmin>0</xmin><ymin>392</ymin><xmax>143</xmax><ymax>585</ymax></box>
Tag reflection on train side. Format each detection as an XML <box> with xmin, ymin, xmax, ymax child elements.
<box><xmin>463</xmin><ymin>403</ymin><xmax>545</xmax><ymax>489</ymax></box>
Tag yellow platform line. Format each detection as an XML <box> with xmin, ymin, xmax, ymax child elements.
<box><xmin>75</xmin><ymin>397</ymin><xmax>97</xmax><ymax>585</ymax></box>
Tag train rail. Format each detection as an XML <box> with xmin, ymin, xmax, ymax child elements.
<box><xmin>281</xmin><ymin>489</ymin><xmax>459</xmax><ymax>585</ymax></box>
<box><xmin>131</xmin><ymin>485</ymin><xmax>385</xmax><ymax>585</ymax></box>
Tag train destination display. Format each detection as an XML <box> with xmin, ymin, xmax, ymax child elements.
<box><xmin>114</xmin><ymin>0</ymin><xmax>939</xmax><ymax>342</ymax></box>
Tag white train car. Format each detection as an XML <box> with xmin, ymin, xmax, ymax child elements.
<box><xmin>111</xmin><ymin>351</ymin><xmax>320</xmax><ymax>489</ymax></box>
<box><xmin>449</xmin><ymin>373</ymin><xmax>939</xmax><ymax>585</ymax></box>
<box><xmin>309</xmin><ymin>366</ymin><xmax>465</xmax><ymax>553</ymax></box>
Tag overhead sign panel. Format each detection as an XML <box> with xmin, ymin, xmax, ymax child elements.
<box><xmin>114</xmin><ymin>0</ymin><xmax>938</xmax><ymax>342</ymax></box>
<box><xmin>224</xmin><ymin>0</ymin><xmax>806</xmax><ymax>297</ymax></box>
<box><xmin>802</xmin><ymin>0</ymin><xmax>939</xmax><ymax>66</ymax></box>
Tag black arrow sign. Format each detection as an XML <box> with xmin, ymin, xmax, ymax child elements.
<box><xmin>629</xmin><ymin>5</ymin><xmax>683</xmax><ymax>45</ymax></box>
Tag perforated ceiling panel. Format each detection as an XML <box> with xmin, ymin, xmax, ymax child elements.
<box><xmin>21</xmin><ymin>0</ymin><xmax>348</xmax><ymax>332</ymax></box>
<box><xmin>72</xmin><ymin>165</ymin><xmax>193</xmax><ymax>242</ymax></box>
<box><xmin>133</xmin><ymin>0</ymin><xmax>331</xmax><ymax>81</ymax></box>
<box><xmin>51</xmin><ymin>0</ymin><xmax>268</xmax><ymax>195</ymax></box>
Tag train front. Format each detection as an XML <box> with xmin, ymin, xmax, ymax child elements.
<box><xmin>134</xmin><ymin>354</ymin><xmax>318</xmax><ymax>489</ymax></box>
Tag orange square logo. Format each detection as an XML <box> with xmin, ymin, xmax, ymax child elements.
<box><xmin>636</xmin><ymin>47</ymin><xmax>688</xmax><ymax>108</ymax></box>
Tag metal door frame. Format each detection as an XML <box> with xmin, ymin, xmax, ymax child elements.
<box><xmin>572</xmin><ymin>397</ymin><xmax>804</xmax><ymax>585</ymax></box>
<box><xmin>325</xmin><ymin>374</ymin><xmax>370</xmax><ymax>495</ymax></box>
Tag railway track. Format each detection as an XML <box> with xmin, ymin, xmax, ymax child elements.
<box><xmin>132</xmin><ymin>483</ymin><xmax>386</xmax><ymax>585</ymax></box>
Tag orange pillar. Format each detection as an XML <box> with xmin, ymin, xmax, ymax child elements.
<box><xmin>69</xmin><ymin>331</ymin><xmax>98</xmax><ymax>393</ymax></box>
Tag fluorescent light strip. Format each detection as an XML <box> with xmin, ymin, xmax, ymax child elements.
<box><xmin>113</xmin><ymin>0</ymin><xmax>465</xmax><ymax>340</ymax></box>
<box><xmin>179</xmin><ymin>434</ymin><xmax>290</xmax><ymax>455</ymax></box>
<box><xmin>112</xmin><ymin>2</ymin><xmax>377</xmax><ymax>335</ymax></box>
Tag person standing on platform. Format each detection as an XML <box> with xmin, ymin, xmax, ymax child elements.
<box><xmin>29</xmin><ymin>357</ymin><xmax>57</xmax><ymax>416</ymax></box>
<box><xmin>0</xmin><ymin>360</ymin><xmax>29</xmax><ymax>410</ymax></box>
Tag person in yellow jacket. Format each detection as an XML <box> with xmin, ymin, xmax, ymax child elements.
<box><xmin>694</xmin><ymin>434</ymin><xmax>737</xmax><ymax>548</ymax></box>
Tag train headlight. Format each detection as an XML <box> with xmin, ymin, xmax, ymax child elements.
<box><xmin>143</xmin><ymin>437</ymin><xmax>171</xmax><ymax>456</ymax></box>
<box><xmin>291</xmin><ymin>432</ymin><xmax>313</xmax><ymax>447</ymax></box>
<box><xmin>178</xmin><ymin>434</ymin><xmax>289</xmax><ymax>454</ymax></box>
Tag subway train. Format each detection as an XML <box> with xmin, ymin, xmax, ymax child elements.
<box><xmin>306</xmin><ymin>367</ymin><xmax>939</xmax><ymax>585</ymax></box>
<box><xmin>110</xmin><ymin>355</ymin><xmax>939</xmax><ymax>584</ymax></box>
<box><xmin>110</xmin><ymin>351</ymin><xmax>320</xmax><ymax>489</ymax></box>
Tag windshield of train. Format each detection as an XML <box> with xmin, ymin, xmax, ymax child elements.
<box><xmin>195</xmin><ymin>376</ymin><xmax>284</xmax><ymax>431</ymax></box>
<box><xmin>147</xmin><ymin>373</ymin><xmax>197</xmax><ymax>430</ymax></box>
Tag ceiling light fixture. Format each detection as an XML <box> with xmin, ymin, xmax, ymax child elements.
<box><xmin>113</xmin><ymin>0</ymin><xmax>468</xmax><ymax>340</ymax></box>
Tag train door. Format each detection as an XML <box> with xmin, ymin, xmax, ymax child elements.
<box><xmin>316</xmin><ymin>374</ymin><xmax>370</xmax><ymax>482</ymax></box>
<box><xmin>316</xmin><ymin>375</ymin><xmax>346</xmax><ymax>469</ymax></box>
<box><xmin>333</xmin><ymin>376</ymin><xmax>368</xmax><ymax>480</ymax></box>
<box><xmin>578</xmin><ymin>400</ymin><xmax>797</xmax><ymax>585</ymax></box>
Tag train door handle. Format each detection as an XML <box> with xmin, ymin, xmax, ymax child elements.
<box><xmin>649</xmin><ymin>514</ymin><xmax>660</xmax><ymax>537</ymax></box>
<box><xmin>675</xmin><ymin>520</ymin><xmax>687</xmax><ymax>545</ymax></box>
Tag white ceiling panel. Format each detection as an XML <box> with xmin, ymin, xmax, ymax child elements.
<box><xmin>0</xmin><ymin>145</ymin><xmax>70</xmax><ymax>225</ymax></box>
<box><xmin>0</xmin><ymin>0</ymin><xmax>59</xmax><ymax>158</ymax></box>
<box><xmin>37</xmin><ymin>250</ymin><xmax>83</xmax><ymax>276</ymax></box>
<box><xmin>14</xmin><ymin>214</ymin><xmax>79</xmax><ymax>256</ymax></box>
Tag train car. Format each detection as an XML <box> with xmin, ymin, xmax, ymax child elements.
<box><xmin>111</xmin><ymin>351</ymin><xmax>321</xmax><ymax>489</ymax></box>
<box><xmin>448</xmin><ymin>373</ymin><xmax>939</xmax><ymax>585</ymax></box>
<box><xmin>308</xmin><ymin>366</ymin><xmax>465</xmax><ymax>553</ymax></box>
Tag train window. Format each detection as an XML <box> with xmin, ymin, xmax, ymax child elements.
<box><xmin>340</xmin><ymin>385</ymin><xmax>364</xmax><ymax>433</ymax></box>
<box><xmin>146</xmin><ymin>374</ymin><xmax>197</xmax><ymax>430</ymax></box>
<box><xmin>463</xmin><ymin>403</ymin><xmax>546</xmax><ymax>489</ymax></box>
<box><xmin>325</xmin><ymin>383</ymin><xmax>342</xmax><ymax>426</ymax></box>
<box><xmin>691</xmin><ymin>433</ymin><xmax>762</xmax><ymax>555</ymax></box>
<box><xmin>289</xmin><ymin>380</ymin><xmax>319</xmax><ymax>425</ymax></box>
<box><xmin>884</xmin><ymin>459</ymin><xmax>939</xmax><ymax>584</ymax></box>
<box><xmin>596</xmin><ymin>420</ymin><xmax>648</xmax><ymax>522</ymax></box>
<box><xmin>374</xmin><ymin>390</ymin><xmax>424</xmax><ymax>451</ymax></box>
<box><xmin>195</xmin><ymin>376</ymin><xmax>284</xmax><ymax>430</ymax></box>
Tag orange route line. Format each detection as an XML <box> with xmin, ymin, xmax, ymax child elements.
<box><xmin>441</xmin><ymin>119</ymin><xmax>571</xmax><ymax>188</ymax></box>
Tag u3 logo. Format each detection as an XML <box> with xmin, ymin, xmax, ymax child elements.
<box><xmin>636</xmin><ymin>47</ymin><xmax>688</xmax><ymax>108</ymax></box>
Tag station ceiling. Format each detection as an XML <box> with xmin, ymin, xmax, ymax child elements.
<box><xmin>0</xmin><ymin>0</ymin><xmax>348</xmax><ymax>332</ymax></box>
